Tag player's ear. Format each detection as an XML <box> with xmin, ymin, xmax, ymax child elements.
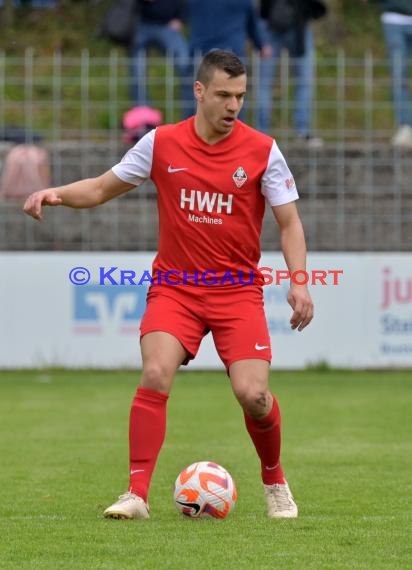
<box><xmin>194</xmin><ymin>80</ymin><xmax>205</xmax><ymax>102</ymax></box>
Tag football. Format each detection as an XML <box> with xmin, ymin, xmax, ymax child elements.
<box><xmin>173</xmin><ymin>461</ymin><xmax>237</xmax><ymax>519</ymax></box>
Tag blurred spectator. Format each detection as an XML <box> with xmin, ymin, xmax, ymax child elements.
<box><xmin>185</xmin><ymin>0</ymin><xmax>269</xmax><ymax>58</ymax></box>
<box><xmin>378</xmin><ymin>0</ymin><xmax>412</xmax><ymax>148</ymax></box>
<box><xmin>0</xmin><ymin>0</ymin><xmax>56</xmax><ymax>5</ymax></box>
<box><xmin>0</xmin><ymin>145</ymin><xmax>51</xmax><ymax>201</ymax></box>
<box><xmin>122</xmin><ymin>105</ymin><xmax>162</xmax><ymax>144</ymax></box>
<box><xmin>183</xmin><ymin>0</ymin><xmax>271</xmax><ymax>117</ymax></box>
<box><xmin>256</xmin><ymin>0</ymin><xmax>327</xmax><ymax>147</ymax></box>
<box><xmin>129</xmin><ymin>0</ymin><xmax>189</xmax><ymax>107</ymax></box>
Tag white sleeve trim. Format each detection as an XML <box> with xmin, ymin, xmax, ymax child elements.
<box><xmin>261</xmin><ymin>141</ymin><xmax>299</xmax><ymax>206</ymax></box>
<box><xmin>111</xmin><ymin>129</ymin><xmax>155</xmax><ymax>187</ymax></box>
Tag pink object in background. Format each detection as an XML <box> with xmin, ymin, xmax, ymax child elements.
<box><xmin>122</xmin><ymin>106</ymin><xmax>163</xmax><ymax>143</ymax></box>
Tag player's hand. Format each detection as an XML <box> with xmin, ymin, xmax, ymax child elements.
<box><xmin>261</xmin><ymin>45</ymin><xmax>273</xmax><ymax>59</ymax></box>
<box><xmin>168</xmin><ymin>18</ymin><xmax>183</xmax><ymax>32</ymax></box>
<box><xmin>23</xmin><ymin>189</ymin><xmax>63</xmax><ymax>221</ymax></box>
<box><xmin>287</xmin><ymin>285</ymin><xmax>314</xmax><ymax>331</ymax></box>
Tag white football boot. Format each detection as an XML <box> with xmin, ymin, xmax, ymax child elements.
<box><xmin>263</xmin><ymin>482</ymin><xmax>298</xmax><ymax>518</ymax></box>
<box><xmin>104</xmin><ymin>492</ymin><xmax>149</xmax><ymax>519</ymax></box>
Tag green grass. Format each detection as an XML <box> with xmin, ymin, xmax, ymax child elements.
<box><xmin>0</xmin><ymin>370</ymin><xmax>411</xmax><ymax>569</ymax></box>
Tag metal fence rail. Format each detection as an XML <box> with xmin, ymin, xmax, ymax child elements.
<box><xmin>0</xmin><ymin>49</ymin><xmax>405</xmax><ymax>141</ymax></box>
<box><xmin>0</xmin><ymin>50</ymin><xmax>411</xmax><ymax>251</ymax></box>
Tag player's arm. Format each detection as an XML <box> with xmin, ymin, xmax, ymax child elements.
<box><xmin>272</xmin><ymin>202</ymin><xmax>314</xmax><ymax>331</ymax></box>
<box><xmin>23</xmin><ymin>170</ymin><xmax>135</xmax><ymax>221</ymax></box>
<box><xmin>24</xmin><ymin>128</ymin><xmax>156</xmax><ymax>221</ymax></box>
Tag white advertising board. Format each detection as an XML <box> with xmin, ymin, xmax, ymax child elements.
<box><xmin>0</xmin><ymin>252</ymin><xmax>411</xmax><ymax>369</ymax></box>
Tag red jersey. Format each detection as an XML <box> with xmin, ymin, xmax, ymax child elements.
<box><xmin>112</xmin><ymin>117</ymin><xmax>298</xmax><ymax>284</ymax></box>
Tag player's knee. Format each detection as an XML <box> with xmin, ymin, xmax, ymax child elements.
<box><xmin>140</xmin><ymin>361</ymin><xmax>173</xmax><ymax>392</ymax></box>
<box><xmin>235</xmin><ymin>386</ymin><xmax>269</xmax><ymax>416</ymax></box>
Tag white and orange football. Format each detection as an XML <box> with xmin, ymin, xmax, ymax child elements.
<box><xmin>173</xmin><ymin>461</ymin><xmax>237</xmax><ymax>519</ymax></box>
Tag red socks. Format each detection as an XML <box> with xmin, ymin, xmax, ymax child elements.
<box><xmin>244</xmin><ymin>394</ymin><xmax>285</xmax><ymax>485</ymax></box>
<box><xmin>128</xmin><ymin>386</ymin><xmax>169</xmax><ymax>502</ymax></box>
<box><xmin>128</xmin><ymin>387</ymin><xmax>283</xmax><ymax>501</ymax></box>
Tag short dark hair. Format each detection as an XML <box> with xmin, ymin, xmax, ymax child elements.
<box><xmin>196</xmin><ymin>50</ymin><xmax>246</xmax><ymax>86</ymax></box>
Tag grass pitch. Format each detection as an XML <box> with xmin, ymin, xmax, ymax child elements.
<box><xmin>0</xmin><ymin>370</ymin><xmax>411</xmax><ymax>569</ymax></box>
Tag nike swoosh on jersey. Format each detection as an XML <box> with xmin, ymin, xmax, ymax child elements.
<box><xmin>130</xmin><ymin>469</ymin><xmax>145</xmax><ymax>474</ymax></box>
<box><xmin>255</xmin><ymin>343</ymin><xmax>269</xmax><ymax>350</ymax></box>
<box><xmin>168</xmin><ymin>165</ymin><xmax>188</xmax><ymax>173</ymax></box>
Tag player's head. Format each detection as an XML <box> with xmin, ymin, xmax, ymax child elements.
<box><xmin>194</xmin><ymin>50</ymin><xmax>247</xmax><ymax>135</ymax></box>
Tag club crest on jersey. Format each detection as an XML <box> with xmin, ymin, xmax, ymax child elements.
<box><xmin>232</xmin><ymin>166</ymin><xmax>247</xmax><ymax>188</ymax></box>
<box><xmin>285</xmin><ymin>177</ymin><xmax>295</xmax><ymax>190</ymax></box>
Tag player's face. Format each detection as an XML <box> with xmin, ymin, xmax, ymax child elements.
<box><xmin>195</xmin><ymin>70</ymin><xmax>247</xmax><ymax>135</ymax></box>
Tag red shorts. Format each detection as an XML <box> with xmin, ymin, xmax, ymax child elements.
<box><xmin>140</xmin><ymin>284</ymin><xmax>272</xmax><ymax>370</ymax></box>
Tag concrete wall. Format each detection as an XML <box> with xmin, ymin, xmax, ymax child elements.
<box><xmin>1</xmin><ymin>141</ymin><xmax>411</xmax><ymax>251</ymax></box>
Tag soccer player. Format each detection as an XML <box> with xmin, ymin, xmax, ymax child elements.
<box><xmin>23</xmin><ymin>50</ymin><xmax>313</xmax><ymax>519</ymax></box>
